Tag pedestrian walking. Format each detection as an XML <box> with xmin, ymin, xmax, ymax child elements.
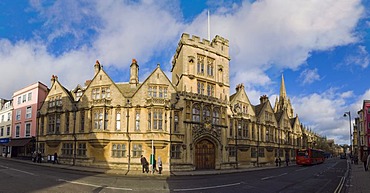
<box><xmin>275</xmin><ymin>157</ymin><xmax>279</xmax><ymax>167</ymax></box>
<box><xmin>141</xmin><ymin>155</ymin><xmax>149</xmax><ymax>173</ymax></box>
<box><xmin>362</xmin><ymin>151</ymin><xmax>368</xmax><ymax>171</ymax></box>
<box><xmin>152</xmin><ymin>157</ymin><xmax>157</xmax><ymax>174</ymax></box>
<box><xmin>278</xmin><ymin>157</ymin><xmax>281</xmax><ymax>167</ymax></box>
<box><xmin>32</xmin><ymin>151</ymin><xmax>37</xmax><ymax>162</ymax></box>
<box><xmin>53</xmin><ymin>152</ymin><xmax>58</xmax><ymax>164</ymax></box>
<box><xmin>37</xmin><ymin>151</ymin><xmax>42</xmax><ymax>163</ymax></box>
<box><xmin>285</xmin><ymin>153</ymin><xmax>289</xmax><ymax>166</ymax></box>
<box><xmin>158</xmin><ymin>156</ymin><xmax>162</xmax><ymax>174</ymax></box>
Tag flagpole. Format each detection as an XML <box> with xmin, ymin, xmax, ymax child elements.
<box><xmin>207</xmin><ymin>10</ymin><xmax>210</xmax><ymax>41</ymax></box>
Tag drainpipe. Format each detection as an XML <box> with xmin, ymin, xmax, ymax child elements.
<box><xmin>72</xmin><ymin>103</ymin><xmax>77</xmax><ymax>166</ymax></box>
<box><xmin>36</xmin><ymin>111</ymin><xmax>40</xmax><ymax>154</ymax></box>
<box><xmin>125</xmin><ymin>100</ymin><xmax>131</xmax><ymax>175</ymax></box>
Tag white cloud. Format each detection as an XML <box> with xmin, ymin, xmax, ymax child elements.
<box><xmin>188</xmin><ymin>0</ymin><xmax>364</xmax><ymax>89</ymax></box>
<box><xmin>343</xmin><ymin>45</ymin><xmax>370</xmax><ymax>68</ymax></box>
<box><xmin>0</xmin><ymin>39</ymin><xmax>95</xmax><ymax>98</ymax></box>
<box><xmin>93</xmin><ymin>0</ymin><xmax>184</xmax><ymax>68</ymax></box>
<box><xmin>0</xmin><ymin>0</ymin><xmax>366</xmax><ymax>147</ymax></box>
<box><xmin>299</xmin><ymin>68</ymin><xmax>320</xmax><ymax>85</ymax></box>
<box><xmin>353</xmin><ymin>89</ymin><xmax>370</xmax><ymax>113</ymax></box>
<box><xmin>292</xmin><ymin>89</ymin><xmax>355</xmax><ymax>145</ymax></box>
<box><xmin>341</xmin><ymin>91</ymin><xmax>354</xmax><ymax>99</ymax></box>
<box><xmin>0</xmin><ymin>0</ymin><xmax>184</xmax><ymax>98</ymax></box>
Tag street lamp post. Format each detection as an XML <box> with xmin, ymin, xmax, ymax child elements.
<box><xmin>344</xmin><ymin>111</ymin><xmax>352</xmax><ymax>156</ymax></box>
<box><xmin>72</xmin><ymin>104</ymin><xmax>77</xmax><ymax>166</ymax></box>
<box><xmin>257</xmin><ymin>120</ymin><xmax>260</xmax><ymax>167</ymax></box>
<box><xmin>235</xmin><ymin>117</ymin><xmax>242</xmax><ymax>169</ymax></box>
<box><xmin>235</xmin><ymin>118</ymin><xmax>238</xmax><ymax>169</ymax></box>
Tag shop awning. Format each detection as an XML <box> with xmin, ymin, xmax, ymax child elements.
<box><xmin>0</xmin><ymin>138</ymin><xmax>10</xmax><ymax>144</ymax></box>
<box><xmin>6</xmin><ymin>138</ymin><xmax>33</xmax><ymax>147</ymax></box>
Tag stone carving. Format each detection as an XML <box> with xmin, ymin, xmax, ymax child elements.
<box><xmin>192</xmin><ymin>121</ymin><xmax>221</xmax><ymax>143</ymax></box>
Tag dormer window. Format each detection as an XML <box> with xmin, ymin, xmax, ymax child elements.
<box><xmin>76</xmin><ymin>90</ymin><xmax>82</xmax><ymax>100</ymax></box>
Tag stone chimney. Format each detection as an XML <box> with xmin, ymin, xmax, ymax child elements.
<box><xmin>51</xmin><ymin>75</ymin><xmax>58</xmax><ymax>86</ymax></box>
<box><xmin>94</xmin><ymin>60</ymin><xmax>101</xmax><ymax>76</ymax></box>
<box><xmin>129</xmin><ymin>59</ymin><xmax>139</xmax><ymax>87</ymax></box>
<box><xmin>85</xmin><ymin>80</ymin><xmax>92</xmax><ymax>86</ymax></box>
<box><xmin>259</xmin><ymin>95</ymin><xmax>269</xmax><ymax>104</ymax></box>
<box><xmin>235</xmin><ymin>83</ymin><xmax>244</xmax><ymax>92</ymax></box>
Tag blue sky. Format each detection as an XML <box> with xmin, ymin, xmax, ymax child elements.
<box><xmin>0</xmin><ymin>0</ymin><xmax>369</xmax><ymax>145</ymax></box>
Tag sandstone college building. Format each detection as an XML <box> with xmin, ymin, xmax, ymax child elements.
<box><xmin>37</xmin><ymin>33</ymin><xmax>314</xmax><ymax>172</ymax></box>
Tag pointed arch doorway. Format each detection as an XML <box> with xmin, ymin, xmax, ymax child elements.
<box><xmin>195</xmin><ymin>139</ymin><xmax>215</xmax><ymax>170</ymax></box>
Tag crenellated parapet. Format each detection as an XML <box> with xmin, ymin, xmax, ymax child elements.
<box><xmin>172</xmin><ymin>33</ymin><xmax>230</xmax><ymax>68</ymax></box>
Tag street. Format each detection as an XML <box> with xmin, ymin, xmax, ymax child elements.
<box><xmin>0</xmin><ymin>158</ymin><xmax>348</xmax><ymax>193</ymax></box>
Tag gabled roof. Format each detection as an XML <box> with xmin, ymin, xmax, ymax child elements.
<box><xmin>274</xmin><ymin>111</ymin><xmax>284</xmax><ymax>123</ymax></box>
<box><xmin>116</xmin><ymin>83</ymin><xmax>142</xmax><ymax>98</ymax></box>
<box><xmin>230</xmin><ymin>84</ymin><xmax>252</xmax><ymax>105</ymax></box>
<box><xmin>39</xmin><ymin>76</ymin><xmax>74</xmax><ymax>111</ymax></box>
<box><xmin>229</xmin><ymin>93</ymin><xmax>237</xmax><ymax>101</ymax></box>
<box><xmin>130</xmin><ymin>64</ymin><xmax>175</xmax><ymax>98</ymax></box>
<box><xmin>71</xmin><ymin>84</ymin><xmax>85</xmax><ymax>93</ymax></box>
<box><xmin>253</xmin><ymin>103</ymin><xmax>264</xmax><ymax>117</ymax></box>
<box><xmin>78</xmin><ymin>61</ymin><xmax>127</xmax><ymax>100</ymax></box>
<box><xmin>290</xmin><ymin>117</ymin><xmax>297</xmax><ymax>127</ymax></box>
<box><xmin>50</xmin><ymin>76</ymin><xmax>74</xmax><ymax>102</ymax></box>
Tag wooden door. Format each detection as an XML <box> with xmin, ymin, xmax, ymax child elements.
<box><xmin>195</xmin><ymin>139</ymin><xmax>215</xmax><ymax>170</ymax></box>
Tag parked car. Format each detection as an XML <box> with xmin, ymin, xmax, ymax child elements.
<box><xmin>340</xmin><ymin>154</ymin><xmax>346</xmax><ymax>159</ymax></box>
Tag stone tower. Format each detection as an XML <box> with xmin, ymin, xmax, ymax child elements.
<box><xmin>171</xmin><ymin>33</ymin><xmax>230</xmax><ymax>100</ymax></box>
<box><xmin>170</xmin><ymin>33</ymin><xmax>231</xmax><ymax>170</ymax></box>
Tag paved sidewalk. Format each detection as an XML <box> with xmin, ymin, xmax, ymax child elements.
<box><xmin>348</xmin><ymin>162</ymin><xmax>370</xmax><ymax>193</ymax></box>
<box><xmin>1</xmin><ymin>156</ymin><xmax>280</xmax><ymax>177</ymax></box>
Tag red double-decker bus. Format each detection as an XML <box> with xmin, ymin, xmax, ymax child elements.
<box><xmin>296</xmin><ymin>148</ymin><xmax>325</xmax><ymax>166</ymax></box>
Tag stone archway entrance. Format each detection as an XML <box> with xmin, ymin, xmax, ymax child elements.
<box><xmin>195</xmin><ymin>139</ymin><xmax>215</xmax><ymax>170</ymax></box>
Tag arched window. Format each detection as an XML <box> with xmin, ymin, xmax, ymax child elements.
<box><xmin>212</xmin><ymin>108</ymin><xmax>220</xmax><ymax>124</ymax></box>
<box><xmin>203</xmin><ymin>106</ymin><xmax>211</xmax><ymax>121</ymax></box>
<box><xmin>192</xmin><ymin>104</ymin><xmax>200</xmax><ymax>122</ymax></box>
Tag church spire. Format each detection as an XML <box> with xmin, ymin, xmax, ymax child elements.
<box><xmin>275</xmin><ymin>73</ymin><xmax>294</xmax><ymax>118</ymax></box>
<box><xmin>280</xmin><ymin>74</ymin><xmax>287</xmax><ymax>98</ymax></box>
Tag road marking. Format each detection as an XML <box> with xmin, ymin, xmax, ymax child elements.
<box><xmin>58</xmin><ymin>179</ymin><xmax>133</xmax><ymax>191</ymax></box>
<box><xmin>334</xmin><ymin>160</ymin><xmax>350</xmax><ymax>193</ymax></box>
<box><xmin>261</xmin><ymin>172</ymin><xmax>288</xmax><ymax>180</ymax></box>
<box><xmin>278</xmin><ymin>173</ymin><xmax>288</xmax><ymax>177</ymax></box>
<box><xmin>261</xmin><ymin>176</ymin><xmax>274</xmax><ymax>180</ymax></box>
<box><xmin>0</xmin><ymin>165</ymin><xmax>36</xmax><ymax>176</ymax></box>
<box><xmin>173</xmin><ymin>182</ymin><xmax>241</xmax><ymax>191</ymax></box>
<box><xmin>295</xmin><ymin>168</ymin><xmax>307</xmax><ymax>171</ymax></box>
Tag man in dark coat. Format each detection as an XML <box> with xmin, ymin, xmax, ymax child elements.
<box><xmin>53</xmin><ymin>152</ymin><xmax>58</xmax><ymax>164</ymax></box>
<box><xmin>140</xmin><ymin>155</ymin><xmax>149</xmax><ymax>173</ymax></box>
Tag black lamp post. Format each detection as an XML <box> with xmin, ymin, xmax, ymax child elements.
<box><xmin>71</xmin><ymin>103</ymin><xmax>78</xmax><ymax>166</ymax></box>
<box><xmin>344</xmin><ymin>111</ymin><xmax>352</xmax><ymax>155</ymax></box>
<box><xmin>235</xmin><ymin>119</ymin><xmax>238</xmax><ymax>169</ymax></box>
<box><xmin>257</xmin><ymin>120</ymin><xmax>260</xmax><ymax>167</ymax></box>
<box><xmin>278</xmin><ymin>127</ymin><xmax>281</xmax><ymax>160</ymax></box>
<box><xmin>235</xmin><ymin>116</ymin><xmax>242</xmax><ymax>169</ymax></box>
